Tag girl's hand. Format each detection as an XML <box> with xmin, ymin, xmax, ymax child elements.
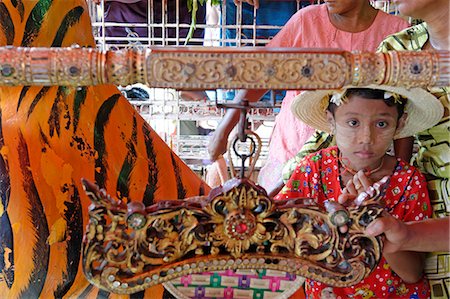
<box><xmin>338</xmin><ymin>170</ymin><xmax>373</xmax><ymax>204</ymax></box>
<box><xmin>339</xmin><ymin>175</ymin><xmax>390</xmax><ymax>205</ymax></box>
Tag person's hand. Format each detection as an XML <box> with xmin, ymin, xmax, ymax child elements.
<box><xmin>233</xmin><ymin>0</ymin><xmax>260</xmax><ymax>9</ymax></box>
<box><xmin>365</xmin><ymin>212</ymin><xmax>409</xmax><ymax>253</ymax></box>
<box><xmin>208</xmin><ymin>130</ymin><xmax>228</xmax><ymax>162</ymax></box>
<box><xmin>339</xmin><ymin>174</ymin><xmax>390</xmax><ymax>205</ymax></box>
<box><xmin>338</xmin><ymin>170</ymin><xmax>373</xmax><ymax>204</ymax></box>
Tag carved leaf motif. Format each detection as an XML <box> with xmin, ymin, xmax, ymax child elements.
<box><xmin>82</xmin><ymin>177</ymin><xmax>385</xmax><ymax>294</ymax></box>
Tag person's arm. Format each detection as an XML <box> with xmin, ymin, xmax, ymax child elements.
<box><xmin>208</xmin><ymin>89</ymin><xmax>267</xmax><ymax>161</ymax></box>
<box><xmin>380</xmin><ymin>171</ymin><xmax>432</xmax><ymax>283</ymax></box>
<box><xmin>339</xmin><ymin>170</ymin><xmax>431</xmax><ymax>282</ymax></box>
<box><xmin>233</xmin><ymin>0</ymin><xmax>260</xmax><ymax>9</ymax></box>
<box><xmin>394</xmin><ymin>136</ymin><xmax>414</xmax><ymax>163</ymax></box>
<box><xmin>366</xmin><ymin>216</ymin><xmax>450</xmax><ymax>253</ymax></box>
<box><xmin>340</xmin><ymin>175</ymin><xmax>450</xmax><ymax>253</ymax></box>
<box><xmin>383</xmin><ymin>248</ymin><xmax>426</xmax><ymax>283</ymax></box>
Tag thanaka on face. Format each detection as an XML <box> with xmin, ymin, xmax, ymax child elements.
<box><xmin>326</xmin><ymin>95</ymin><xmax>406</xmax><ymax>171</ymax></box>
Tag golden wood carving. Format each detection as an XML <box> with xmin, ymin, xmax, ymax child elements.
<box><xmin>0</xmin><ymin>46</ymin><xmax>448</xmax><ymax>89</ymax></box>
<box><xmin>82</xmin><ymin>178</ymin><xmax>385</xmax><ymax>294</ymax></box>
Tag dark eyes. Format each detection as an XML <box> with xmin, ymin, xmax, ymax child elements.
<box><xmin>376</xmin><ymin>121</ymin><xmax>388</xmax><ymax>128</ymax></box>
<box><xmin>346</xmin><ymin>120</ymin><xmax>389</xmax><ymax>128</ymax></box>
<box><xmin>347</xmin><ymin>119</ymin><xmax>359</xmax><ymax>127</ymax></box>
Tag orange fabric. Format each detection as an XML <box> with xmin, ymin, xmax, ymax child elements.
<box><xmin>290</xmin><ymin>285</ymin><xmax>306</xmax><ymax>299</ymax></box>
<box><xmin>0</xmin><ymin>1</ymin><xmax>209</xmax><ymax>298</ymax></box>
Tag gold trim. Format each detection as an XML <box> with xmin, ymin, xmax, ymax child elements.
<box><xmin>82</xmin><ymin>178</ymin><xmax>384</xmax><ymax>294</ymax></box>
<box><xmin>0</xmin><ymin>47</ymin><xmax>447</xmax><ymax>89</ymax></box>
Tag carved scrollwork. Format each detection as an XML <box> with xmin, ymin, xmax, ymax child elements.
<box><xmin>384</xmin><ymin>50</ymin><xmax>440</xmax><ymax>88</ymax></box>
<box><xmin>82</xmin><ymin>177</ymin><xmax>385</xmax><ymax>295</ymax></box>
<box><xmin>0</xmin><ymin>47</ymin><xmax>447</xmax><ymax>88</ymax></box>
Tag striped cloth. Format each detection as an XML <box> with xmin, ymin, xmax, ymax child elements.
<box><xmin>377</xmin><ymin>23</ymin><xmax>450</xmax><ymax>299</ymax></box>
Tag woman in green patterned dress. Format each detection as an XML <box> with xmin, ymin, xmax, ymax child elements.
<box><xmin>371</xmin><ymin>1</ymin><xmax>449</xmax><ymax>297</ymax></box>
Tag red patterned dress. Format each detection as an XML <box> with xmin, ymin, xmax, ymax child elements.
<box><xmin>275</xmin><ymin>146</ymin><xmax>431</xmax><ymax>299</ymax></box>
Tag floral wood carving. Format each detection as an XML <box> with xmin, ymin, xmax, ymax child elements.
<box><xmin>82</xmin><ymin>178</ymin><xmax>385</xmax><ymax>294</ymax></box>
<box><xmin>0</xmin><ymin>47</ymin><xmax>447</xmax><ymax>89</ymax></box>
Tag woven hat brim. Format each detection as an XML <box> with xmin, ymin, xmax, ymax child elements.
<box><xmin>291</xmin><ymin>85</ymin><xmax>444</xmax><ymax>139</ymax></box>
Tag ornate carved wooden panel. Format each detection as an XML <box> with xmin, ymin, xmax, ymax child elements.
<box><xmin>0</xmin><ymin>47</ymin><xmax>448</xmax><ymax>89</ymax></box>
<box><xmin>82</xmin><ymin>178</ymin><xmax>385</xmax><ymax>294</ymax></box>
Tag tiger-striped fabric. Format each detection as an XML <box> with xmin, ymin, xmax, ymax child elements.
<box><xmin>0</xmin><ymin>1</ymin><xmax>209</xmax><ymax>298</ymax></box>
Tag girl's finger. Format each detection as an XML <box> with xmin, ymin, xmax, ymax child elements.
<box><xmin>338</xmin><ymin>188</ymin><xmax>356</xmax><ymax>204</ymax></box>
<box><xmin>346</xmin><ymin>178</ymin><xmax>357</xmax><ymax>195</ymax></box>
<box><xmin>372</xmin><ymin>175</ymin><xmax>390</xmax><ymax>193</ymax></box>
<box><xmin>357</xmin><ymin>170</ymin><xmax>372</xmax><ymax>190</ymax></box>
<box><xmin>353</xmin><ymin>174</ymin><xmax>362</xmax><ymax>190</ymax></box>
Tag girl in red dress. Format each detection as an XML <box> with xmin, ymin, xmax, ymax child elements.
<box><xmin>276</xmin><ymin>86</ymin><xmax>444</xmax><ymax>299</ymax></box>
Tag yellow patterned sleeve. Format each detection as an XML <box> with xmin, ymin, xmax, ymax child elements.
<box><xmin>377</xmin><ymin>22</ymin><xmax>429</xmax><ymax>52</ymax></box>
<box><xmin>281</xmin><ymin>130</ymin><xmax>335</xmax><ymax>182</ymax></box>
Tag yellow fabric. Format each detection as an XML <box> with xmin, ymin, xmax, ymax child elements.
<box><xmin>378</xmin><ymin>23</ymin><xmax>450</xmax><ymax>299</ymax></box>
<box><xmin>284</xmin><ymin>22</ymin><xmax>450</xmax><ymax>299</ymax></box>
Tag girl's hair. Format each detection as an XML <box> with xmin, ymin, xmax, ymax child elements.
<box><xmin>327</xmin><ymin>88</ymin><xmax>407</xmax><ymax>119</ymax></box>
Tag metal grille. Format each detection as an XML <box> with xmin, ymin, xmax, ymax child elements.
<box><xmin>88</xmin><ymin>0</ymin><xmax>402</xmax><ymax>176</ymax></box>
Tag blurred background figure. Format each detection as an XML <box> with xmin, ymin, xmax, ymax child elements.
<box><xmin>92</xmin><ymin>0</ymin><xmax>206</xmax><ymax>45</ymax></box>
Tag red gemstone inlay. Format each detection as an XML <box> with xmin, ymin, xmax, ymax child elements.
<box><xmin>235</xmin><ymin>223</ymin><xmax>248</xmax><ymax>234</ymax></box>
